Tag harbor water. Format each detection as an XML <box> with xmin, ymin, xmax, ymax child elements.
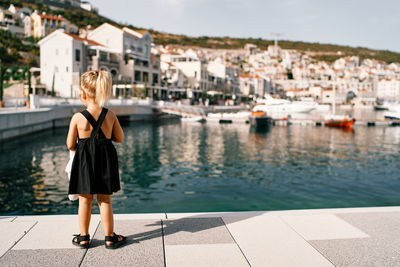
<box><xmin>1</xmin><ymin>120</ymin><xmax>399</xmax><ymax>215</ymax></box>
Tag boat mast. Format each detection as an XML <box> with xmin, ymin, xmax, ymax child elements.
<box><xmin>332</xmin><ymin>83</ymin><xmax>336</xmax><ymax>116</ymax></box>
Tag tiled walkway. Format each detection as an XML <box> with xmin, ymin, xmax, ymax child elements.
<box><xmin>1</xmin><ymin>207</ymin><xmax>400</xmax><ymax>266</ymax></box>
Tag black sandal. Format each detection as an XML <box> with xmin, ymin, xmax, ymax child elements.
<box><xmin>105</xmin><ymin>232</ymin><xmax>126</xmax><ymax>249</ymax></box>
<box><xmin>72</xmin><ymin>234</ymin><xmax>90</xmax><ymax>249</ymax></box>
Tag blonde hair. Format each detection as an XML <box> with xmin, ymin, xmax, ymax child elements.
<box><xmin>80</xmin><ymin>70</ymin><xmax>111</xmax><ymax>107</ymax></box>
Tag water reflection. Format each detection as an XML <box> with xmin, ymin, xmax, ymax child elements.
<box><xmin>1</xmin><ymin>122</ymin><xmax>400</xmax><ymax>215</ymax></box>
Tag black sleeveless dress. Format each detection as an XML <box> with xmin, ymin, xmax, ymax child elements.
<box><xmin>68</xmin><ymin>107</ymin><xmax>121</xmax><ymax>195</ymax></box>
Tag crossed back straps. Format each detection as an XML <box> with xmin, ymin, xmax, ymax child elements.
<box><xmin>80</xmin><ymin>107</ymin><xmax>108</xmax><ymax>139</ymax></box>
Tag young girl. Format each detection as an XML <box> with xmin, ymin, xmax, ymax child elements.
<box><xmin>66</xmin><ymin>70</ymin><xmax>126</xmax><ymax>249</ymax></box>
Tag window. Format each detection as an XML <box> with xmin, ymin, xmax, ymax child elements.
<box><xmin>75</xmin><ymin>49</ymin><xmax>80</xmax><ymax>62</ymax></box>
<box><xmin>152</xmin><ymin>73</ymin><xmax>158</xmax><ymax>84</ymax></box>
<box><xmin>143</xmin><ymin>72</ymin><xmax>149</xmax><ymax>83</ymax></box>
<box><xmin>66</xmin><ymin>66</ymin><xmax>68</xmax><ymax>72</ymax></box>
<box><xmin>135</xmin><ymin>71</ymin><xmax>141</xmax><ymax>82</ymax></box>
<box><xmin>88</xmin><ymin>49</ymin><xmax>97</xmax><ymax>57</ymax></box>
<box><xmin>100</xmin><ymin>51</ymin><xmax>107</xmax><ymax>61</ymax></box>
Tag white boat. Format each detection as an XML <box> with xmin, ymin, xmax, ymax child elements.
<box><xmin>206</xmin><ymin>111</ymin><xmax>251</xmax><ymax>123</ymax></box>
<box><xmin>384</xmin><ymin>111</ymin><xmax>400</xmax><ymax>120</ymax></box>
<box><xmin>374</xmin><ymin>100</ymin><xmax>400</xmax><ymax>111</ymax></box>
<box><xmin>384</xmin><ymin>105</ymin><xmax>400</xmax><ymax>119</ymax></box>
<box><xmin>254</xmin><ymin>96</ymin><xmax>317</xmax><ymax>119</ymax></box>
<box><xmin>181</xmin><ymin>115</ymin><xmax>206</xmax><ymax>122</ymax></box>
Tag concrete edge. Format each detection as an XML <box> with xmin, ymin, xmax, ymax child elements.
<box><xmin>2</xmin><ymin>206</ymin><xmax>399</xmax><ymax>222</ymax></box>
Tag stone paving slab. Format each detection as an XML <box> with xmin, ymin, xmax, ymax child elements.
<box><xmin>223</xmin><ymin>215</ymin><xmax>334</xmax><ymax>267</ymax></box>
<box><xmin>0</xmin><ymin>249</ymin><xmax>86</xmax><ymax>267</ymax></box>
<box><xmin>165</xmin><ymin>243</ymin><xmax>249</xmax><ymax>267</ymax></box>
<box><xmin>337</xmin><ymin>211</ymin><xmax>400</xmax><ymax>246</ymax></box>
<box><xmin>13</xmin><ymin>215</ymin><xmax>87</xmax><ymax>222</ymax></box>
<box><xmin>163</xmin><ymin>217</ymin><xmax>235</xmax><ymax>245</ymax></box>
<box><xmin>310</xmin><ymin>237</ymin><xmax>400</xmax><ymax>267</ymax></box>
<box><xmin>1</xmin><ymin>207</ymin><xmax>400</xmax><ymax>266</ymax></box>
<box><xmin>0</xmin><ymin>221</ymin><xmax>36</xmax><ymax>258</ymax></box>
<box><xmin>166</xmin><ymin>211</ymin><xmax>267</xmax><ymax>219</ymax></box>
<box><xmin>309</xmin><ymin>211</ymin><xmax>400</xmax><ymax>266</ymax></box>
<box><xmin>81</xmin><ymin>220</ymin><xmax>164</xmax><ymax>267</ymax></box>
<box><xmin>114</xmin><ymin>213</ymin><xmax>166</xmax><ymax>220</ymax></box>
<box><xmin>0</xmin><ymin>216</ymin><xmax>16</xmax><ymax>222</ymax></box>
<box><xmin>13</xmin><ymin>218</ymin><xmax>100</xmax><ymax>250</ymax></box>
<box><xmin>165</xmin><ymin>206</ymin><xmax>400</xmax><ymax>219</ymax></box>
<box><xmin>267</xmin><ymin>206</ymin><xmax>400</xmax><ymax>215</ymax></box>
<box><xmin>281</xmin><ymin>214</ymin><xmax>370</xmax><ymax>240</ymax></box>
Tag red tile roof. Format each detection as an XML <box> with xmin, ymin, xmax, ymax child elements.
<box><xmin>39</xmin><ymin>14</ymin><xmax>64</xmax><ymax>21</ymax></box>
<box><xmin>135</xmin><ymin>29</ymin><xmax>148</xmax><ymax>35</ymax></box>
<box><xmin>65</xmin><ymin>33</ymin><xmax>103</xmax><ymax>46</ymax></box>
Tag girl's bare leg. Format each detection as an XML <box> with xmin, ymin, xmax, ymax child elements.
<box><xmin>97</xmin><ymin>194</ymin><xmax>123</xmax><ymax>245</ymax></box>
<box><xmin>78</xmin><ymin>194</ymin><xmax>93</xmax><ymax>245</ymax></box>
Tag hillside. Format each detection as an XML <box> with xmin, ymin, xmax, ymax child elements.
<box><xmin>2</xmin><ymin>0</ymin><xmax>400</xmax><ymax>64</ymax></box>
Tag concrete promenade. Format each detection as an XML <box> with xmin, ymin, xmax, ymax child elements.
<box><xmin>1</xmin><ymin>206</ymin><xmax>399</xmax><ymax>266</ymax></box>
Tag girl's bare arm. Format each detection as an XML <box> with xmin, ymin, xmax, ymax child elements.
<box><xmin>66</xmin><ymin>114</ymin><xmax>79</xmax><ymax>151</ymax></box>
<box><xmin>111</xmin><ymin>111</ymin><xmax>124</xmax><ymax>143</ymax></box>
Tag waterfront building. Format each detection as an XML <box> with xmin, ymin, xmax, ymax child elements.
<box><xmin>239</xmin><ymin>74</ymin><xmax>267</xmax><ymax>97</ymax></box>
<box><xmin>161</xmin><ymin>50</ymin><xmax>209</xmax><ymax>91</ymax></box>
<box><xmin>376</xmin><ymin>78</ymin><xmax>400</xmax><ymax>101</ymax></box>
<box><xmin>207</xmin><ymin>58</ymin><xmax>241</xmax><ymax>95</ymax></box>
<box><xmin>38</xmin><ymin>30</ymin><xmax>116</xmax><ymax>97</ymax></box>
<box><xmin>160</xmin><ymin>61</ymin><xmax>187</xmax><ymax>89</ymax></box>
<box><xmin>88</xmin><ymin>23</ymin><xmax>160</xmax><ymax>89</ymax></box>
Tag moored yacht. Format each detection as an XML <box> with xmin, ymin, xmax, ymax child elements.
<box><xmin>384</xmin><ymin>105</ymin><xmax>400</xmax><ymax>120</ymax></box>
<box><xmin>254</xmin><ymin>95</ymin><xmax>317</xmax><ymax>119</ymax></box>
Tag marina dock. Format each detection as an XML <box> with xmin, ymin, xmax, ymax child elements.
<box><xmin>1</xmin><ymin>206</ymin><xmax>399</xmax><ymax>266</ymax></box>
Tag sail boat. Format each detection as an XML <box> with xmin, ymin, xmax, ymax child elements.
<box><xmin>324</xmin><ymin>84</ymin><xmax>355</xmax><ymax>128</ymax></box>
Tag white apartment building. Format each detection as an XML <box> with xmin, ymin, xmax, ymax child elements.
<box><xmin>376</xmin><ymin>79</ymin><xmax>400</xmax><ymax>101</ymax></box>
<box><xmin>207</xmin><ymin>58</ymin><xmax>241</xmax><ymax>95</ymax></box>
<box><xmin>160</xmin><ymin>61</ymin><xmax>187</xmax><ymax>88</ymax></box>
<box><xmin>88</xmin><ymin>23</ymin><xmax>159</xmax><ymax>87</ymax></box>
<box><xmin>161</xmin><ymin>51</ymin><xmax>209</xmax><ymax>91</ymax></box>
<box><xmin>26</xmin><ymin>11</ymin><xmax>78</xmax><ymax>38</ymax></box>
<box><xmin>334</xmin><ymin>56</ymin><xmax>360</xmax><ymax>70</ymax></box>
<box><xmin>39</xmin><ymin>30</ymin><xmax>118</xmax><ymax>97</ymax></box>
<box><xmin>239</xmin><ymin>74</ymin><xmax>266</xmax><ymax>97</ymax></box>
<box><xmin>0</xmin><ymin>4</ymin><xmax>31</xmax><ymax>38</ymax></box>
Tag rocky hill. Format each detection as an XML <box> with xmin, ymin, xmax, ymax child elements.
<box><xmin>2</xmin><ymin>0</ymin><xmax>400</xmax><ymax>65</ymax></box>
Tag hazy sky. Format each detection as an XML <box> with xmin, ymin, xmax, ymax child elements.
<box><xmin>92</xmin><ymin>0</ymin><xmax>400</xmax><ymax>52</ymax></box>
